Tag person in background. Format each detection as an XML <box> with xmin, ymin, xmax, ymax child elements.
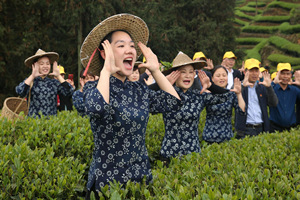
<box><xmin>57</xmin><ymin>65</ymin><xmax>74</xmax><ymax>111</ymax></box>
<box><xmin>202</xmin><ymin>65</ymin><xmax>245</xmax><ymax>144</ymax></box>
<box><xmin>72</xmin><ymin>68</ymin><xmax>95</xmax><ymax>116</ymax></box>
<box><xmin>128</xmin><ymin>61</ymin><xmax>146</xmax><ymax>82</ymax></box>
<box><xmin>159</xmin><ymin>52</ymin><xmax>232</xmax><ymax>161</ymax></box>
<box><xmin>271</xmin><ymin>72</ymin><xmax>277</xmax><ymax>81</ymax></box>
<box><xmin>235</xmin><ymin>58</ymin><xmax>278</xmax><ymax>139</ymax></box>
<box><xmin>270</xmin><ymin>63</ymin><xmax>300</xmax><ymax>132</ymax></box>
<box><xmin>16</xmin><ymin>49</ymin><xmax>73</xmax><ymax>117</ymax></box>
<box><xmin>221</xmin><ymin>51</ymin><xmax>244</xmax><ymax>89</ymax></box>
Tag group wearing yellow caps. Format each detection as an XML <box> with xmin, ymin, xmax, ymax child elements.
<box><xmin>223</xmin><ymin>51</ymin><xmax>237</xmax><ymax>60</ymax></box>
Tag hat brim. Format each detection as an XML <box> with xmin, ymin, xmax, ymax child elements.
<box><xmin>24</xmin><ymin>52</ymin><xmax>59</xmax><ymax>67</ymax></box>
<box><xmin>134</xmin><ymin>61</ymin><xmax>146</xmax><ymax>74</ymax></box>
<box><xmin>80</xmin><ymin>13</ymin><xmax>149</xmax><ymax>76</ymax></box>
<box><xmin>162</xmin><ymin>60</ymin><xmax>206</xmax><ymax>76</ymax></box>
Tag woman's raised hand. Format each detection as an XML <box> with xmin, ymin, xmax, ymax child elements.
<box><xmin>102</xmin><ymin>40</ymin><xmax>119</xmax><ymax>75</ymax></box>
<box><xmin>31</xmin><ymin>62</ymin><xmax>42</xmax><ymax>78</ymax></box>
<box><xmin>137</xmin><ymin>42</ymin><xmax>160</xmax><ymax>73</ymax></box>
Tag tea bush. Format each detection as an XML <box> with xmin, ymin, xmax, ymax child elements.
<box><xmin>268</xmin><ymin>54</ymin><xmax>300</xmax><ymax>66</ymax></box>
<box><xmin>1</xmin><ymin>110</ymin><xmax>300</xmax><ymax>199</ymax></box>
<box><xmin>269</xmin><ymin>36</ymin><xmax>300</xmax><ymax>57</ymax></box>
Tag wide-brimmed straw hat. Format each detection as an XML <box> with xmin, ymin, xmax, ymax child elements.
<box><xmin>80</xmin><ymin>13</ymin><xmax>149</xmax><ymax>76</ymax></box>
<box><xmin>162</xmin><ymin>52</ymin><xmax>206</xmax><ymax>76</ymax></box>
<box><xmin>24</xmin><ymin>49</ymin><xmax>59</xmax><ymax>67</ymax></box>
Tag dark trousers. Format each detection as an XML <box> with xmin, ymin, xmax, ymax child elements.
<box><xmin>270</xmin><ymin>121</ymin><xmax>295</xmax><ymax>133</ymax></box>
<box><xmin>85</xmin><ymin>183</ymin><xmax>101</xmax><ymax>200</ymax></box>
<box><xmin>236</xmin><ymin>124</ymin><xmax>263</xmax><ymax>139</ymax></box>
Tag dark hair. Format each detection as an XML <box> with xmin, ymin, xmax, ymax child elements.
<box><xmin>98</xmin><ymin>30</ymin><xmax>133</xmax><ymax>66</ymax></box>
<box><xmin>80</xmin><ymin>68</ymin><xmax>95</xmax><ymax>78</ymax></box>
<box><xmin>211</xmin><ymin>65</ymin><xmax>228</xmax><ymax>77</ymax></box>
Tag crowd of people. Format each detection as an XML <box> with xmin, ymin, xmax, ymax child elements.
<box><xmin>14</xmin><ymin>13</ymin><xmax>300</xmax><ymax>199</ymax></box>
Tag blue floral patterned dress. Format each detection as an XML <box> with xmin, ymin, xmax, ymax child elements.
<box><xmin>15</xmin><ymin>76</ymin><xmax>73</xmax><ymax>117</ymax></box>
<box><xmin>202</xmin><ymin>92</ymin><xmax>245</xmax><ymax>143</ymax></box>
<box><xmin>72</xmin><ymin>90</ymin><xmax>85</xmax><ymax>116</ymax></box>
<box><xmin>160</xmin><ymin>87</ymin><xmax>230</xmax><ymax>159</ymax></box>
<box><xmin>84</xmin><ymin>76</ymin><xmax>181</xmax><ymax>190</ymax></box>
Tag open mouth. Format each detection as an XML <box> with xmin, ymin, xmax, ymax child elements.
<box><xmin>123</xmin><ymin>58</ymin><xmax>133</xmax><ymax>70</ymax></box>
<box><xmin>183</xmin><ymin>80</ymin><xmax>191</xmax><ymax>85</ymax></box>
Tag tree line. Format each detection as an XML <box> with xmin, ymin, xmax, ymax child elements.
<box><xmin>0</xmin><ymin>0</ymin><xmax>240</xmax><ymax>107</ymax></box>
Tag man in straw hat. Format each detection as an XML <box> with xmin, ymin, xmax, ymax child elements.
<box><xmin>159</xmin><ymin>51</ymin><xmax>241</xmax><ymax>161</ymax></box>
<box><xmin>234</xmin><ymin>58</ymin><xmax>278</xmax><ymax>139</ymax></box>
<box><xmin>80</xmin><ymin>13</ymin><xmax>182</xmax><ymax>197</ymax></box>
<box><xmin>15</xmin><ymin>49</ymin><xmax>74</xmax><ymax>117</ymax></box>
<box><xmin>270</xmin><ymin>63</ymin><xmax>300</xmax><ymax>132</ymax></box>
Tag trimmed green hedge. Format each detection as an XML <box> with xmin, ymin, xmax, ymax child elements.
<box><xmin>245</xmin><ymin>39</ymin><xmax>268</xmax><ymax>60</ymax></box>
<box><xmin>238</xmin><ymin>6</ymin><xmax>263</xmax><ymax>13</ymax></box>
<box><xmin>247</xmin><ymin>2</ymin><xmax>266</xmax><ymax>8</ymax></box>
<box><xmin>267</xmin><ymin>1</ymin><xmax>300</xmax><ymax>10</ymax></box>
<box><xmin>269</xmin><ymin>36</ymin><xmax>300</xmax><ymax>56</ymax></box>
<box><xmin>235</xmin><ymin>10</ymin><xmax>255</xmax><ymax>21</ymax></box>
<box><xmin>242</xmin><ymin>25</ymin><xmax>279</xmax><ymax>33</ymax></box>
<box><xmin>234</xmin><ymin>18</ymin><xmax>249</xmax><ymax>26</ymax></box>
<box><xmin>1</xmin><ymin>110</ymin><xmax>300</xmax><ymax>199</ymax></box>
<box><xmin>254</xmin><ymin>15</ymin><xmax>291</xmax><ymax>23</ymax></box>
<box><xmin>236</xmin><ymin>37</ymin><xmax>265</xmax><ymax>45</ymax></box>
<box><xmin>268</xmin><ymin>54</ymin><xmax>300</xmax><ymax>66</ymax></box>
<box><xmin>279</xmin><ymin>22</ymin><xmax>300</xmax><ymax>34</ymax></box>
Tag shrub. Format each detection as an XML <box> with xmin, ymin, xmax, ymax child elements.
<box><xmin>269</xmin><ymin>36</ymin><xmax>300</xmax><ymax>56</ymax></box>
<box><xmin>239</xmin><ymin>6</ymin><xmax>263</xmax><ymax>13</ymax></box>
<box><xmin>247</xmin><ymin>2</ymin><xmax>266</xmax><ymax>8</ymax></box>
<box><xmin>234</xmin><ymin>18</ymin><xmax>249</xmax><ymax>26</ymax></box>
<box><xmin>267</xmin><ymin>54</ymin><xmax>300</xmax><ymax>66</ymax></box>
<box><xmin>236</xmin><ymin>37</ymin><xmax>265</xmax><ymax>45</ymax></box>
<box><xmin>235</xmin><ymin>10</ymin><xmax>255</xmax><ymax>21</ymax></box>
<box><xmin>254</xmin><ymin>15</ymin><xmax>291</xmax><ymax>23</ymax></box>
<box><xmin>242</xmin><ymin>25</ymin><xmax>279</xmax><ymax>34</ymax></box>
<box><xmin>245</xmin><ymin>39</ymin><xmax>268</xmax><ymax>60</ymax></box>
<box><xmin>267</xmin><ymin>1</ymin><xmax>300</xmax><ymax>10</ymax></box>
<box><xmin>279</xmin><ymin>22</ymin><xmax>300</xmax><ymax>34</ymax></box>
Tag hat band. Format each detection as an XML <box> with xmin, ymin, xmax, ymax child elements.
<box><xmin>83</xmin><ymin>47</ymin><xmax>101</xmax><ymax>76</ymax></box>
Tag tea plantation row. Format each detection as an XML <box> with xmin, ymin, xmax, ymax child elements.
<box><xmin>0</xmin><ymin>110</ymin><xmax>299</xmax><ymax>199</ymax></box>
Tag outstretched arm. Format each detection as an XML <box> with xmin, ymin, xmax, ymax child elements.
<box><xmin>138</xmin><ymin>42</ymin><xmax>180</xmax><ymax>100</ymax></box>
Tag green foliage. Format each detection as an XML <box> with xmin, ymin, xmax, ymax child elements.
<box><xmin>242</xmin><ymin>25</ymin><xmax>279</xmax><ymax>33</ymax></box>
<box><xmin>267</xmin><ymin>54</ymin><xmax>300</xmax><ymax>66</ymax></box>
<box><xmin>236</xmin><ymin>37</ymin><xmax>265</xmax><ymax>45</ymax></box>
<box><xmin>279</xmin><ymin>22</ymin><xmax>300</xmax><ymax>34</ymax></box>
<box><xmin>238</xmin><ymin>6</ymin><xmax>264</xmax><ymax>13</ymax></box>
<box><xmin>267</xmin><ymin>1</ymin><xmax>300</xmax><ymax>10</ymax></box>
<box><xmin>247</xmin><ymin>2</ymin><xmax>266</xmax><ymax>8</ymax></box>
<box><xmin>245</xmin><ymin>39</ymin><xmax>268</xmax><ymax>60</ymax></box>
<box><xmin>254</xmin><ymin>15</ymin><xmax>291</xmax><ymax>23</ymax></box>
<box><xmin>269</xmin><ymin>36</ymin><xmax>300</xmax><ymax>56</ymax></box>
<box><xmin>1</xmin><ymin>110</ymin><xmax>299</xmax><ymax>199</ymax></box>
<box><xmin>235</xmin><ymin>10</ymin><xmax>255</xmax><ymax>21</ymax></box>
<box><xmin>234</xmin><ymin>18</ymin><xmax>249</xmax><ymax>26</ymax></box>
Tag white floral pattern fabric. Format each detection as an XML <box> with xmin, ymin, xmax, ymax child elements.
<box><xmin>16</xmin><ymin>77</ymin><xmax>73</xmax><ymax>117</ymax></box>
<box><xmin>202</xmin><ymin>92</ymin><xmax>245</xmax><ymax>143</ymax></box>
<box><xmin>72</xmin><ymin>90</ymin><xmax>85</xmax><ymax>116</ymax></box>
<box><xmin>84</xmin><ymin>76</ymin><xmax>181</xmax><ymax>191</ymax></box>
<box><xmin>160</xmin><ymin>87</ymin><xmax>230</xmax><ymax>158</ymax></box>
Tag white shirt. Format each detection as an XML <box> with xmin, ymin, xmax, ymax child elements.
<box><xmin>226</xmin><ymin>69</ymin><xmax>234</xmax><ymax>89</ymax></box>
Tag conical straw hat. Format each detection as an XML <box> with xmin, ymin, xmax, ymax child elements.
<box><xmin>24</xmin><ymin>49</ymin><xmax>59</xmax><ymax>67</ymax></box>
<box><xmin>80</xmin><ymin>13</ymin><xmax>149</xmax><ymax>76</ymax></box>
<box><xmin>163</xmin><ymin>51</ymin><xmax>206</xmax><ymax>75</ymax></box>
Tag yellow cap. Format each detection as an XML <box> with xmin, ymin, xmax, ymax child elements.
<box><xmin>259</xmin><ymin>67</ymin><xmax>267</xmax><ymax>72</ymax></box>
<box><xmin>58</xmin><ymin>65</ymin><xmax>65</xmax><ymax>74</ymax></box>
<box><xmin>271</xmin><ymin>72</ymin><xmax>277</xmax><ymax>80</ymax></box>
<box><xmin>193</xmin><ymin>52</ymin><xmax>207</xmax><ymax>60</ymax></box>
<box><xmin>223</xmin><ymin>51</ymin><xmax>237</xmax><ymax>60</ymax></box>
<box><xmin>143</xmin><ymin>56</ymin><xmax>146</xmax><ymax>63</ymax></box>
<box><xmin>277</xmin><ymin>63</ymin><xmax>291</xmax><ymax>71</ymax></box>
<box><xmin>245</xmin><ymin>58</ymin><xmax>260</xmax><ymax>70</ymax></box>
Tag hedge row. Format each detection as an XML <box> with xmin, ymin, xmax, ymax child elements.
<box><xmin>1</xmin><ymin>110</ymin><xmax>300</xmax><ymax>199</ymax></box>
<box><xmin>254</xmin><ymin>15</ymin><xmax>290</xmax><ymax>23</ymax></box>
<box><xmin>234</xmin><ymin>18</ymin><xmax>249</xmax><ymax>26</ymax></box>
<box><xmin>269</xmin><ymin>36</ymin><xmax>300</xmax><ymax>56</ymax></box>
<box><xmin>247</xmin><ymin>2</ymin><xmax>266</xmax><ymax>8</ymax></box>
<box><xmin>242</xmin><ymin>22</ymin><xmax>300</xmax><ymax>34</ymax></box>
<box><xmin>235</xmin><ymin>10</ymin><xmax>254</xmax><ymax>21</ymax></box>
<box><xmin>238</xmin><ymin>6</ymin><xmax>263</xmax><ymax>13</ymax></box>
<box><xmin>267</xmin><ymin>1</ymin><xmax>300</xmax><ymax>10</ymax></box>
<box><xmin>245</xmin><ymin>39</ymin><xmax>268</xmax><ymax>60</ymax></box>
<box><xmin>236</xmin><ymin>37</ymin><xmax>265</xmax><ymax>45</ymax></box>
<box><xmin>267</xmin><ymin>54</ymin><xmax>300</xmax><ymax>66</ymax></box>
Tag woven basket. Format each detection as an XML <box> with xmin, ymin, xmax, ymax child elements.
<box><xmin>1</xmin><ymin>97</ymin><xmax>28</xmax><ymax>120</ymax></box>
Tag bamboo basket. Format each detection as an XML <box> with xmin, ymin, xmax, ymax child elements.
<box><xmin>0</xmin><ymin>97</ymin><xmax>28</xmax><ymax>120</ymax></box>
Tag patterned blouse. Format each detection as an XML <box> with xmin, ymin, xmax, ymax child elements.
<box><xmin>160</xmin><ymin>87</ymin><xmax>229</xmax><ymax>159</ymax></box>
<box><xmin>84</xmin><ymin>76</ymin><xmax>181</xmax><ymax>190</ymax></box>
<box><xmin>202</xmin><ymin>92</ymin><xmax>245</xmax><ymax>143</ymax></box>
<box><xmin>16</xmin><ymin>76</ymin><xmax>73</xmax><ymax>117</ymax></box>
<box><xmin>72</xmin><ymin>90</ymin><xmax>85</xmax><ymax>116</ymax></box>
